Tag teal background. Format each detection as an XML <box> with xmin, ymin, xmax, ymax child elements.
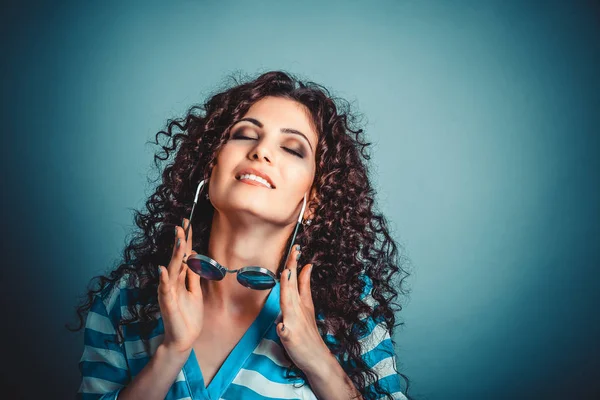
<box><xmin>1</xmin><ymin>0</ymin><xmax>599</xmax><ymax>398</ymax></box>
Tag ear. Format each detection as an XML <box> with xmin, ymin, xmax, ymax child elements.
<box><xmin>303</xmin><ymin>185</ymin><xmax>319</xmax><ymax>221</ymax></box>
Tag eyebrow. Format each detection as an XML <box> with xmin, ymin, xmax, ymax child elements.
<box><xmin>233</xmin><ymin>117</ymin><xmax>314</xmax><ymax>153</ymax></box>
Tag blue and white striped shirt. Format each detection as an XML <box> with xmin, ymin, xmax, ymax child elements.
<box><xmin>77</xmin><ymin>273</ymin><xmax>407</xmax><ymax>399</ymax></box>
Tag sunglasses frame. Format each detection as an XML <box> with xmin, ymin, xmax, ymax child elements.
<box><xmin>186</xmin><ymin>253</ymin><xmax>278</xmax><ymax>289</ymax></box>
<box><xmin>182</xmin><ymin>178</ymin><xmax>307</xmax><ymax>289</ymax></box>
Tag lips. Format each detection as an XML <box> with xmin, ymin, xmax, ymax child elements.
<box><xmin>235</xmin><ymin>167</ymin><xmax>276</xmax><ymax>189</ymax></box>
<box><xmin>238</xmin><ymin>179</ymin><xmax>271</xmax><ymax>189</ymax></box>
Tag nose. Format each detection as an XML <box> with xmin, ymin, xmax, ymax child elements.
<box><xmin>250</xmin><ymin>143</ymin><xmax>272</xmax><ymax>163</ymax></box>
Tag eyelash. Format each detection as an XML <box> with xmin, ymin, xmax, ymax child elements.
<box><xmin>231</xmin><ymin>134</ymin><xmax>304</xmax><ymax>158</ymax></box>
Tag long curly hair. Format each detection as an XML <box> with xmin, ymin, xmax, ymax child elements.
<box><xmin>67</xmin><ymin>70</ymin><xmax>413</xmax><ymax>400</ymax></box>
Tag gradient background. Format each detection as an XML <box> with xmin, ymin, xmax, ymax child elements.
<box><xmin>1</xmin><ymin>1</ymin><xmax>599</xmax><ymax>399</ymax></box>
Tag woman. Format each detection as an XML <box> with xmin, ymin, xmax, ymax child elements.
<box><xmin>70</xmin><ymin>70</ymin><xmax>411</xmax><ymax>400</ymax></box>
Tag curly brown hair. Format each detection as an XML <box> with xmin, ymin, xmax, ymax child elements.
<box><xmin>67</xmin><ymin>70</ymin><xmax>413</xmax><ymax>400</ymax></box>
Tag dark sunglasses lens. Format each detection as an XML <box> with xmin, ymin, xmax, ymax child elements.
<box><xmin>187</xmin><ymin>258</ymin><xmax>224</xmax><ymax>280</ymax></box>
<box><xmin>238</xmin><ymin>270</ymin><xmax>275</xmax><ymax>290</ymax></box>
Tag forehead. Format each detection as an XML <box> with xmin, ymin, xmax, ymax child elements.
<box><xmin>242</xmin><ymin>96</ymin><xmax>318</xmax><ymax>146</ymax></box>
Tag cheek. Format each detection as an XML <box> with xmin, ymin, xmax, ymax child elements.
<box><xmin>285</xmin><ymin>167</ymin><xmax>314</xmax><ymax>195</ymax></box>
<box><xmin>213</xmin><ymin>145</ymin><xmax>238</xmax><ymax>171</ymax></box>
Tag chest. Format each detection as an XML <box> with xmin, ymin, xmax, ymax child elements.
<box><xmin>192</xmin><ymin>311</ymin><xmax>256</xmax><ymax>387</ymax></box>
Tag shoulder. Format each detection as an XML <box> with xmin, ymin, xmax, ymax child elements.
<box><xmin>358</xmin><ymin>273</ymin><xmax>374</xmax><ymax>304</ymax></box>
<box><xmin>326</xmin><ymin>273</ymin><xmax>393</xmax><ymax>352</ymax></box>
<box><xmin>92</xmin><ymin>271</ymin><xmax>140</xmax><ymax>325</ymax></box>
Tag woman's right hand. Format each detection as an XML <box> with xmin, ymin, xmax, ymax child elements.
<box><xmin>157</xmin><ymin>218</ymin><xmax>205</xmax><ymax>355</ymax></box>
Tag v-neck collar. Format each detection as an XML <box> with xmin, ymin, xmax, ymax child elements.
<box><xmin>182</xmin><ymin>281</ymin><xmax>281</xmax><ymax>400</ymax></box>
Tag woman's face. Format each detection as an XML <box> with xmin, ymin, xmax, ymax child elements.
<box><xmin>209</xmin><ymin>96</ymin><xmax>318</xmax><ymax>226</ymax></box>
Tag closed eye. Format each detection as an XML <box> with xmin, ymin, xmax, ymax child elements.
<box><xmin>232</xmin><ymin>135</ymin><xmax>304</xmax><ymax>158</ymax></box>
<box><xmin>232</xmin><ymin>135</ymin><xmax>255</xmax><ymax>141</ymax></box>
<box><xmin>283</xmin><ymin>148</ymin><xmax>303</xmax><ymax>158</ymax></box>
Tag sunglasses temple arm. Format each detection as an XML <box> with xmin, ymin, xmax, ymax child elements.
<box><xmin>185</xmin><ymin>179</ymin><xmax>206</xmax><ymax>242</ymax></box>
<box><xmin>184</xmin><ymin>202</ymin><xmax>196</xmax><ymax>243</ymax></box>
<box><xmin>283</xmin><ymin>222</ymin><xmax>301</xmax><ymax>270</ymax></box>
<box><xmin>283</xmin><ymin>193</ymin><xmax>308</xmax><ymax>270</ymax></box>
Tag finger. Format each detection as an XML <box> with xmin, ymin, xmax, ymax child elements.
<box><xmin>187</xmin><ymin>252</ymin><xmax>202</xmax><ymax>296</ymax></box>
<box><xmin>157</xmin><ymin>265</ymin><xmax>180</xmax><ymax>334</ymax></box>
<box><xmin>288</xmin><ymin>244</ymin><xmax>301</xmax><ymax>297</ymax></box>
<box><xmin>178</xmin><ymin>263</ymin><xmax>187</xmax><ymax>291</ymax></box>
<box><xmin>182</xmin><ymin>217</ymin><xmax>193</xmax><ymax>255</ymax></box>
<box><xmin>281</xmin><ymin>244</ymin><xmax>301</xmax><ymax>311</ymax></box>
<box><xmin>157</xmin><ymin>265</ymin><xmax>173</xmax><ymax>308</ymax></box>
<box><xmin>158</xmin><ymin>265</ymin><xmax>169</xmax><ymax>291</ymax></box>
<box><xmin>276</xmin><ymin>322</ymin><xmax>289</xmax><ymax>341</ymax></box>
<box><xmin>168</xmin><ymin>226</ymin><xmax>185</xmax><ymax>278</ymax></box>
<box><xmin>299</xmin><ymin>263</ymin><xmax>314</xmax><ymax>309</ymax></box>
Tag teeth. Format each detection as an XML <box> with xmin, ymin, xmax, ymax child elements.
<box><xmin>239</xmin><ymin>174</ymin><xmax>272</xmax><ymax>188</ymax></box>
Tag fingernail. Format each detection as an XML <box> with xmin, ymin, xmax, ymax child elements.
<box><xmin>296</xmin><ymin>251</ymin><xmax>301</xmax><ymax>261</ymax></box>
<box><xmin>158</xmin><ymin>266</ymin><xmax>162</xmax><ymax>275</ymax></box>
<box><xmin>288</xmin><ymin>269</ymin><xmax>292</xmax><ymax>280</ymax></box>
<box><xmin>177</xmin><ymin>238</ymin><xmax>181</xmax><ymax>248</ymax></box>
<box><xmin>174</xmin><ymin>226</ymin><xmax>178</xmax><ymax>236</ymax></box>
<box><xmin>296</xmin><ymin>245</ymin><xmax>301</xmax><ymax>251</ymax></box>
<box><xmin>181</xmin><ymin>217</ymin><xmax>185</xmax><ymax>227</ymax></box>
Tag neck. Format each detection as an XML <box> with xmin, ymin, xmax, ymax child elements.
<box><xmin>200</xmin><ymin>210</ymin><xmax>295</xmax><ymax>317</ymax></box>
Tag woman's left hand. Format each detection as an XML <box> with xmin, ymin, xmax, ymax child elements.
<box><xmin>276</xmin><ymin>244</ymin><xmax>332</xmax><ymax>374</ymax></box>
